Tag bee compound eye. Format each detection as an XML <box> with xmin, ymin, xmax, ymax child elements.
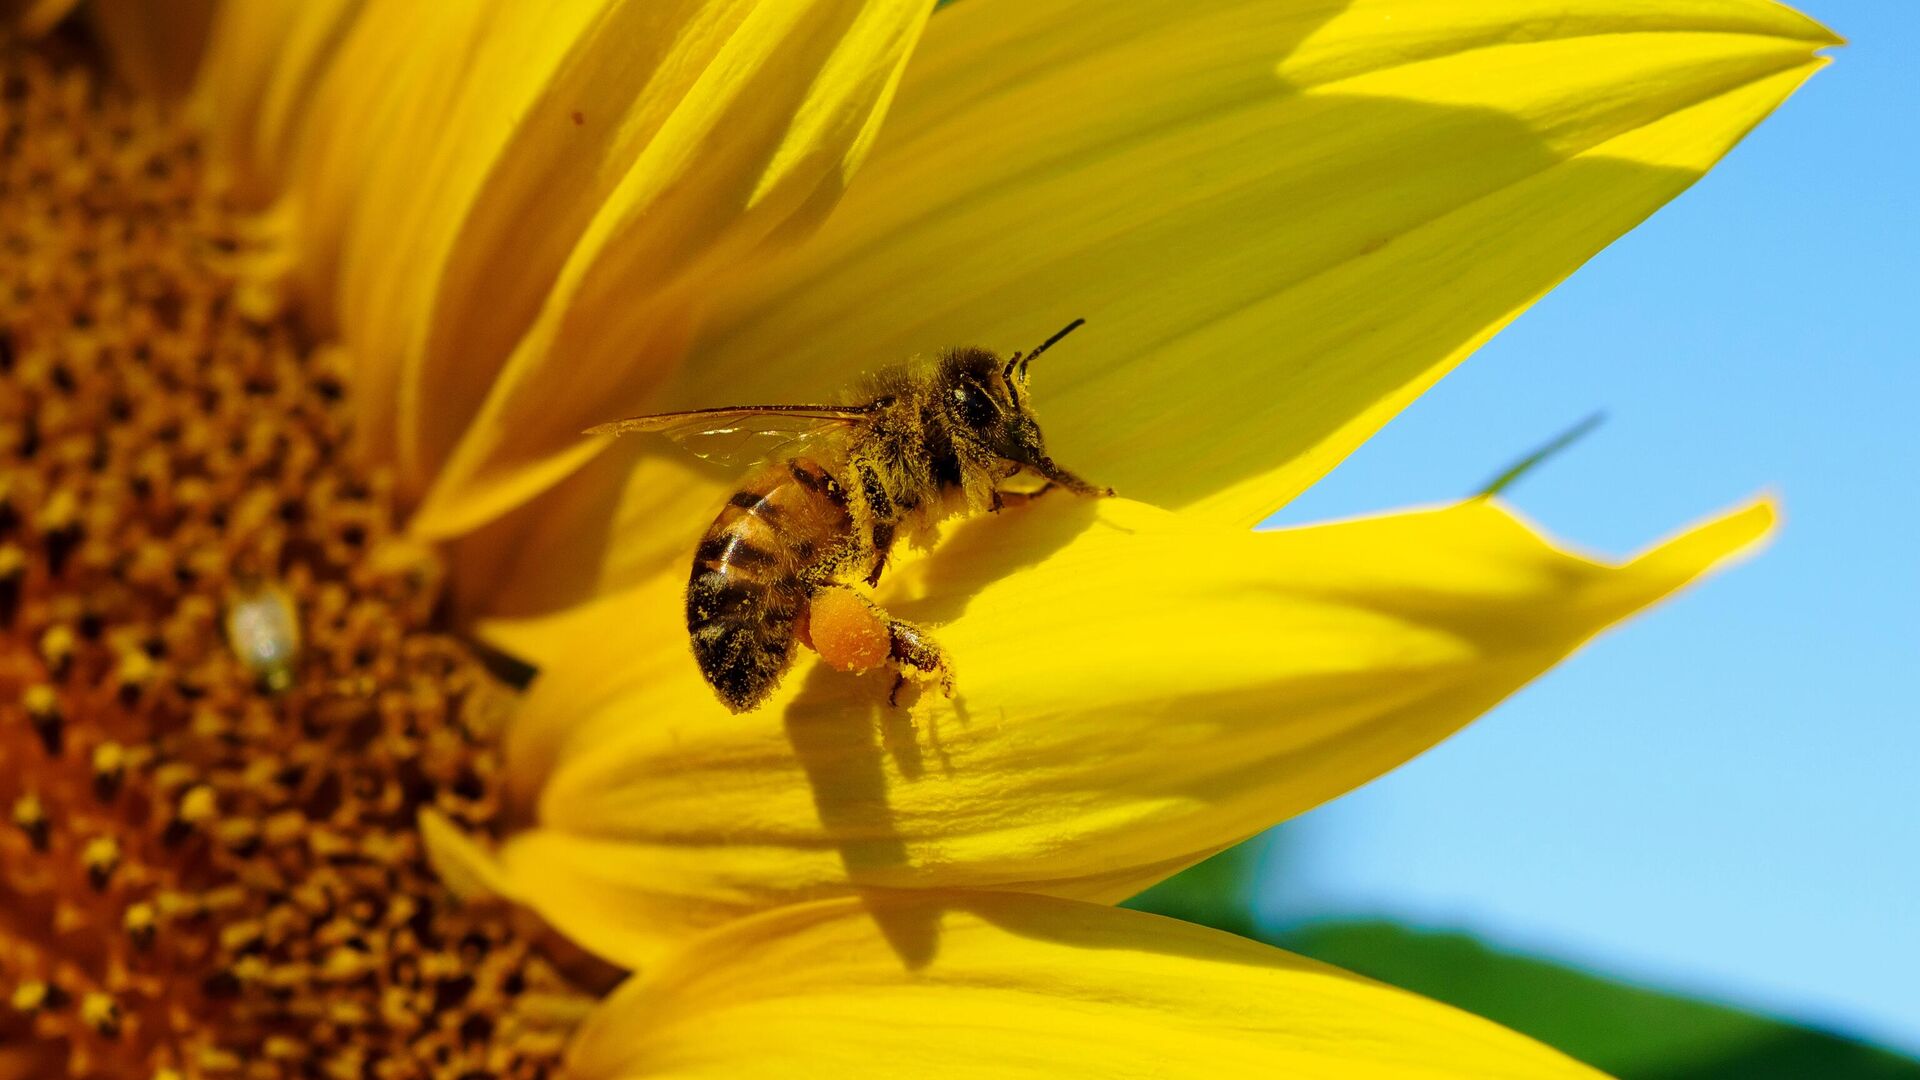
<box><xmin>956</xmin><ymin>382</ymin><xmax>997</xmax><ymax>429</ymax></box>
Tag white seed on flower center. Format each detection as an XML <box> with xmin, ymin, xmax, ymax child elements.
<box><xmin>223</xmin><ymin>582</ymin><xmax>301</xmax><ymax>692</ymax></box>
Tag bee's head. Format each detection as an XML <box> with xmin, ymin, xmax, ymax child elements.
<box><xmin>939</xmin><ymin>320</ymin><xmax>1102</xmax><ymax>494</ymax></box>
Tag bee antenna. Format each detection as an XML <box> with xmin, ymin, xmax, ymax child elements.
<box><xmin>1019</xmin><ymin>318</ymin><xmax>1085</xmax><ymax>380</ymax></box>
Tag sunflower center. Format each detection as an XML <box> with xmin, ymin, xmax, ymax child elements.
<box><xmin>1</xmin><ymin>47</ymin><xmax>584</xmax><ymax>1079</ymax></box>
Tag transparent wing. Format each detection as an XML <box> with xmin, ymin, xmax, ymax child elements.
<box><xmin>585</xmin><ymin>404</ymin><xmax>870</xmax><ymax>468</ymax></box>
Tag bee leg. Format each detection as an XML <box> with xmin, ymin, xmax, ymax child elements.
<box><xmin>989</xmin><ymin>481</ymin><xmax>1057</xmax><ymax>512</ymax></box>
<box><xmin>1034</xmin><ymin>457</ymin><xmax>1112</xmax><ymax>497</ymax></box>
<box><xmin>886</xmin><ymin>618</ymin><xmax>955</xmax><ymax>704</ymax></box>
<box><xmin>857</xmin><ymin>463</ymin><xmax>898</xmax><ymax>587</ymax></box>
<box><xmin>865</xmin><ymin>520</ymin><xmax>897</xmax><ymax>588</ymax></box>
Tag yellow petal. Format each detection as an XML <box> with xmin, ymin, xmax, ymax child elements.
<box><xmin>441</xmin><ymin>435</ymin><xmax>722</xmax><ymax>621</ymax></box>
<box><xmin>482</xmin><ymin>496</ymin><xmax>1769</xmax><ymax>968</ymax></box>
<box><xmin>665</xmin><ymin>0</ymin><xmax>1836</xmax><ymax>529</ymax></box>
<box><xmin>393</xmin><ymin>0</ymin><xmax>932</xmax><ymax>536</ymax></box>
<box><xmin>279</xmin><ymin>0</ymin><xmax>780</xmax><ymax>479</ymax></box>
<box><xmin>8</xmin><ymin>0</ymin><xmax>81</xmax><ymax>38</ymax></box>
<box><xmin>568</xmin><ymin>892</ymin><xmax>1604</xmax><ymax>1079</ymax></box>
<box><xmin>198</xmin><ymin>1</ymin><xmax>925</xmax><ymax>514</ymax></box>
<box><xmin>86</xmin><ymin>0</ymin><xmax>216</xmax><ymax>102</ymax></box>
<box><xmin>416</xmin><ymin>807</ymin><xmax>518</xmax><ymax>905</ymax></box>
<box><xmin>189</xmin><ymin>0</ymin><xmax>364</xmax><ymax>207</ymax></box>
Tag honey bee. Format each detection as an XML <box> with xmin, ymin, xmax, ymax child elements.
<box><xmin>587</xmin><ymin>320</ymin><xmax>1108</xmax><ymax>713</ymax></box>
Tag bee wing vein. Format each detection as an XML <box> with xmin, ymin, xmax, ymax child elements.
<box><xmin>585</xmin><ymin>404</ymin><xmax>871</xmax><ymax>468</ymax></box>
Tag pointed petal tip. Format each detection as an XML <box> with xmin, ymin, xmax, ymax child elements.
<box><xmin>412</xmin><ymin>437</ymin><xmax>612</xmax><ymax>542</ymax></box>
<box><xmin>1787</xmin><ymin>4</ymin><xmax>1847</xmax><ymax>49</ymax></box>
<box><xmin>418</xmin><ymin>807</ymin><xmax>519</xmax><ymax>904</ymax></box>
<box><xmin>1628</xmin><ymin>494</ymin><xmax>1778</xmax><ymax>581</ymax></box>
<box><xmin>1755</xmin><ymin>0</ymin><xmax>1845</xmax><ymax>49</ymax></box>
<box><xmin>1471</xmin><ymin>492</ymin><xmax>1777</xmax><ymax>578</ymax></box>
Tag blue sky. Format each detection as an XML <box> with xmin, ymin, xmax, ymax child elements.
<box><xmin>1254</xmin><ymin>0</ymin><xmax>1917</xmax><ymax>1055</ymax></box>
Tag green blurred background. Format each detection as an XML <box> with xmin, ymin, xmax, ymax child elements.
<box><xmin>1128</xmin><ymin>840</ymin><xmax>1917</xmax><ymax>1080</ymax></box>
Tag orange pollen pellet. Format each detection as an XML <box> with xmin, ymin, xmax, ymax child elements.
<box><xmin>808</xmin><ymin>588</ymin><xmax>893</xmax><ymax>673</ymax></box>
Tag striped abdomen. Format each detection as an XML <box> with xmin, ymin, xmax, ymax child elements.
<box><xmin>686</xmin><ymin>457</ymin><xmax>851</xmax><ymax>712</ymax></box>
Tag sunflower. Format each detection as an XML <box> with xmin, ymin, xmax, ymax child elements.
<box><xmin>0</xmin><ymin>1</ymin><xmax>1833</xmax><ymax>1077</ymax></box>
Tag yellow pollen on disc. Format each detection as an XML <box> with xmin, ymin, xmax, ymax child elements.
<box><xmin>79</xmin><ymin>990</ymin><xmax>121</xmax><ymax>1038</ymax></box>
<box><xmin>22</xmin><ymin>682</ymin><xmax>56</xmax><ymax>716</ymax></box>
<box><xmin>12</xmin><ymin>979</ymin><xmax>46</xmax><ymax>1011</ymax></box>
<box><xmin>0</xmin><ymin>47</ymin><xmax>590</xmax><ymax>1079</ymax></box>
